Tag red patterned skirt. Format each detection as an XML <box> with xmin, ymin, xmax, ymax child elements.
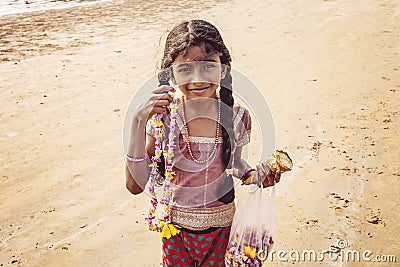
<box><xmin>162</xmin><ymin>226</ymin><xmax>231</xmax><ymax>267</ymax></box>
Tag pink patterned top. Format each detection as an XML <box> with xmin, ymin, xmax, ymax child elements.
<box><xmin>146</xmin><ymin>103</ymin><xmax>252</xmax><ymax>210</ymax></box>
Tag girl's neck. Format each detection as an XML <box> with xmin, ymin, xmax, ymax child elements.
<box><xmin>181</xmin><ymin>95</ymin><xmax>219</xmax><ymax>124</ymax></box>
<box><xmin>183</xmin><ymin>90</ymin><xmax>218</xmax><ymax>107</ymax></box>
<box><xmin>183</xmin><ymin>96</ymin><xmax>217</xmax><ymax>110</ymax></box>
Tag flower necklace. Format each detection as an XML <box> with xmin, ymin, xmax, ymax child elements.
<box><xmin>145</xmin><ymin>93</ymin><xmax>221</xmax><ymax>237</ymax></box>
<box><xmin>145</xmin><ymin>92</ymin><xmax>181</xmax><ymax>239</ymax></box>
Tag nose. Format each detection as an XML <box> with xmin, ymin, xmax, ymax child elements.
<box><xmin>191</xmin><ymin>67</ymin><xmax>205</xmax><ymax>84</ymax></box>
<box><xmin>193</xmin><ymin>81</ymin><xmax>203</xmax><ymax>87</ymax></box>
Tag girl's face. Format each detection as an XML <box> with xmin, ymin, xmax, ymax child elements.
<box><xmin>170</xmin><ymin>43</ymin><xmax>226</xmax><ymax>99</ymax></box>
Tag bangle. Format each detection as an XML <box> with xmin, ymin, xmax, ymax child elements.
<box><xmin>125</xmin><ymin>153</ymin><xmax>148</xmax><ymax>162</ymax></box>
<box><xmin>241</xmin><ymin>168</ymin><xmax>256</xmax><ymax>183</ymax></box>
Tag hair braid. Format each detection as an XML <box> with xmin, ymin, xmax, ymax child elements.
<box><xmin>217</xmin><ymin>65</ymin><xmax>235</xmax><ymax>203</ymax></box>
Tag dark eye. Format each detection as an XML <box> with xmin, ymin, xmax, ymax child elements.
<box><xmin>204</xmin><ymin>63</ymin><xmax>216</xmax><ymax>69</ymax></box>
<box><xmin>177</xmin><ymin>67</ymin><xmax>191</xmax><ymax>73</ymax></box>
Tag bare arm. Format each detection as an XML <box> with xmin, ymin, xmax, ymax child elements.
<box><xmin>125</xmin><ymin>85</ymin><xmax>175</xmax><ymax>195</ymax></box>
<box><xmin>232</xmin><ymin>145</ymin><xmax>252</xmax><ymax>179</ymax></box>
<box><xmin>125</xmin><ymin>124</ymin><xmax>156</xmax><ymax>194</ymax></box>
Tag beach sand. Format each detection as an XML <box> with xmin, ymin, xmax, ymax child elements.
<box><xmin>0</xmin><ymin>0</ymin><xmax>399</xmax><ymax>266</ymax></box>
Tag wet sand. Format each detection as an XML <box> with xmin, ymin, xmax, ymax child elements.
<box><xmin>0</xmin><ymin>0</ymin><xmax>399</xmax><ymax>266</ymax></box>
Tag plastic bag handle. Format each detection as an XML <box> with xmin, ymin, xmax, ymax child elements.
<box><xmin>248</xmin><ymin>183</ymin><xmax>277</xmax><ymax>195</ymax></box>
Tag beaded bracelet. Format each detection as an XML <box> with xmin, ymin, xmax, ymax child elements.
<box><xmin>125</xmin><ymin>153</ymin><xmax>148</xmax><ymax>162</ymax></box>
<box><xmin>240</xmin><ymin>168</ymin><xmax>256</xmax><ymax>183</ymax></box>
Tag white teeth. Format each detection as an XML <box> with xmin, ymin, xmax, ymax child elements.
<box><xmin>190</xmin><ymin>87</ymin><xmax>209</xmax><ymax>91</ymax></box>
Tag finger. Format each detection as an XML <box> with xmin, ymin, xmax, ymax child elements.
<box><xmin>263</xmin><ymin>161</ymin><xmax>277</xmax><ymax>186</ymax></box>
<box><xmin>275</xmin><ymin>170</ymin><xmax>281</xmax><ymax>183</ymax></box>
<box><xmin>266</xmin><ymin>169</ymin><xmax>275</xmax><ymax>186</ymax></box>
<box><xmin>256</xmin><ymin>164</ymin><xmax>266</xmax><ymax>186</ymax></box>
<box><xmin>152</xmin><ymin>106</ymin><xmax>168</xmax><ymax>114</ymax></box>
<box><xmin>252</xmin><ymin>171</ymin><xmax>259</xmax><ymax>185</ymax></box>
<box><xmin>257</xmin><ymin>163</ymin><xmax>268</xmax><ymax>176</ymax></box>
<box><xmin>262</xmin><ymin>181</ymin><xmax>271</xmax><ymax>188</ymax></box>
<box><xmin>262</xmin><ymin>161</ymin><xmax>277</xmax><ymax>176</ymax></box>
<box><xmin>154</xmin><ymin>91</ymin><xmax>174</xmax><ymax>103</ymax></box>
<box><xmin>261</xmin><ymin>178</ymin><xmax>268</xmax><ymax>188</ymax></box>
<box><xmin>261</xmin><ymin>162</ymin><xmax>270</xmax><ymax>175</ymax></box>
<box><xmin>153</xmin><ymin>85</ymin><xmax>175</xmax><ymax>94</ymax></box>
<box><xmin>150</xmin><ymin>94</ymin><xmax>173</xmax><ymax>109</ymax></box>
<box><xmin>259</xmin><ymin>162</ymin><xmax>272</xmax><ymax>187</ymax></box>
<box><xmin>155</xmin><ymin>99</ymin><xmax>172</xmax><ymax>107</ymax></box>
<box><xmin>166</xmin><ymin>93</ymin><xmax>174</xmax><ymax>103</ymax></box>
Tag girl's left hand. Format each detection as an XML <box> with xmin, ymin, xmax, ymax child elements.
<box><xmin>255</xmin><ymin>162</ymin><xmax>281</xmax><ymax>188</ymax></box>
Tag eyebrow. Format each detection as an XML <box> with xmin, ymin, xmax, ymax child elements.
<box><xmin>175</xmin><ymin>63</ymin><xmax>191</xmax><ymax>67</ymax></box>
<box><xmin>201</xmin><ymin>58</ymin><xmax>218</xmax><ymax>62</ymax></box>
<box><xmin>175</xmin><ymin>59</ymin><xmax>218</xmax><ymax>68</ymax></box>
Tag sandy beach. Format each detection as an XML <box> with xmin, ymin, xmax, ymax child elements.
<box><xmin>1</xmin><ymin>0</ymin><xmax>399</xmax><ymax>266</ymax></box>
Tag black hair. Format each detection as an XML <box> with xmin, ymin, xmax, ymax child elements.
<box><xmin>158</xmin><ymin>20</ymin><xmax>235</xmax><ymax>203</ymax></box>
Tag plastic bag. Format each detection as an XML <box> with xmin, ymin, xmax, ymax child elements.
<box><xmin>225</xmin><ymin>185</ymin><xmax>275</xmax><ymax>266</ymax></box>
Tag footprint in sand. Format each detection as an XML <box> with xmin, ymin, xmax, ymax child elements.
<box><xmin>304</xmin><ymin>219</ymin><xmax>319</xmax><ymax>229</ymax></box>
<box><xmin>328</xmin><ymin>192</ymin><xmax>350</xmax><ymax>215</ymax></box>
<box><xmin>365</xmin><ymin>209</ymin><xmax>385</xmax><ymax>227</ymax></box>
<box><xmin>310</xmin><ymin>140</ymin><xmax>322</xmax><ymax>158</ymax></box>
<box><xmin>338</xmin><ymin>166</ymin><xmax>359</xmax><ymax>176</ymax></box>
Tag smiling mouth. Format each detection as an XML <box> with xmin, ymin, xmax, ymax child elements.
<box><xmin>189</xmin><ymin>86</ymin><xmax>210</xmax><ymax>92</ymax></box>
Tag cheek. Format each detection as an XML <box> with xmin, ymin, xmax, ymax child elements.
<box><xmin>178</xmin><ymin>84</ymin><xmax>188</xmax><ymax>93</ymax></box>
<box><xmin>209</xmin><ymin>66</ymin><xmax>224</xmax><ymax>84</ymax></box>
<box><xmin>210</xmin><ymin>73</ymin><xmax>223</xmax><ymax>85</ymax></box>
<box><xmin>210</xmin><ymin>84</ymin><xmax>219</xmax><ymax>91</ymax></box>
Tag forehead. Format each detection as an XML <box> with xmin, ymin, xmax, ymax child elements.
<box><xmin>173</xmin><ymin>43</ymin><xmax>221</xmax><ymax>63</ymax></box>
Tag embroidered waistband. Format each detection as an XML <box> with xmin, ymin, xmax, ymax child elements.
<box><xmin>170</xmin><ymin>202</ymin><xmax>235</xmax><ymax>231</ymax></box>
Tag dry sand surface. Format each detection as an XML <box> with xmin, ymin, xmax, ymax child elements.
<box><xmin>1</xmin><ymin>0</ymin><xmax>399</xmax><ymax>266</ymax></box>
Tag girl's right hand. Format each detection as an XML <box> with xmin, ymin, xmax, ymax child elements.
<box><xmin>135</xmin><ymin>85</ymin><xmax>176</xmax><ymax>121</ymax></box>
<box><xmin>244</xmin><ymin>162</ymin><xmax>281</xmax><ymax>188</ymax></box>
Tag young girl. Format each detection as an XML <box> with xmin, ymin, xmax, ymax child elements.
<box><xmin>125</xmin><ymin>19</ymin><xmax>280</xmax><ymax>267</ymax></box>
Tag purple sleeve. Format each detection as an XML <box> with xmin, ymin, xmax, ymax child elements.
<box><xmin>234</xmin><ymin>107</ymin><xmax>252</xmax><ymax>146</ymax></box>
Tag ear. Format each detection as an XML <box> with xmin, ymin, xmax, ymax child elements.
<box><xmin>221</xmin><ymin>65</ymin><xmax>227</xmax><ymax>79</ymax></box>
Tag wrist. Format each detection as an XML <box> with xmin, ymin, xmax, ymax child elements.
<box><xmin>125</xmin><ymin>153</ymin><xmax>148</xmax><ymax>163</ymax></box>
<box><xmin>241</xmin><ymin>168</ymin><xmax>256</xmax><ymax>185</ymax></box>
<box><xmin>132</xmin><ymin>112</ymin><xmax>149</xmax><ymax>125</ymax></box>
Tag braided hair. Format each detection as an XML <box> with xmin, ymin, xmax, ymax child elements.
<box><xmin>158</xmin><ymin>20</ymin><xmax>235</xmax><ymax>203</ymax></box>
